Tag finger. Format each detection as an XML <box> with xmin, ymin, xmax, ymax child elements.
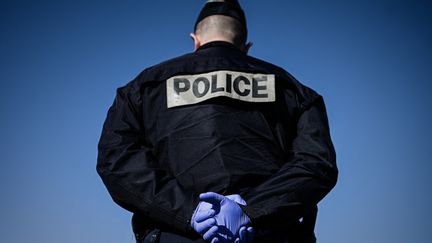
<box><xmin>203</xmin><ymin>225</ymin><xmax>219</xmax><ymax>241</ymax></box>
<box><xmin>194</xmin><ymin>209</ymin><xmax>216</xmax><ymax>223</ymax></box>
<box><xmin>192</xmin><ymin>202</ymin><xmax>213</xmax><ymax>219</ymax></box>
<box><xmin>246</xmin><ymin>227</ymin><xmax>254</xmax><ymax>243</ymax></box>
<box><xmin>238</xmin><ymin>226</ymin><xmax>247</xmax><ymax>241</ymax></box>
<box><xmin>211</xmin><ymin>237</ymin><xmax>219</xmax><ymax>243</ymax></box>
<box><xmin>194</xmin><ymin>218</ymin><xmax>216</xmax><ymax>235</ymax></box>
<box><xmin>234</xmin><ymin>238</ymin><xmax>240</xmax><ymax>243</ymax></box>
<box><xmin>200</xmin><ymin>192</ymin><xmax>225</xmax><ymax>204</ymax></box>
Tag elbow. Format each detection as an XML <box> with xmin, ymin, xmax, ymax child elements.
<box><xmin>96</xmin><ymin>160</ymin><xmax>112</xmax><ymax>189</ymax></box>
<box><xmin>96</xmin><ymin>151</ymin><xmax>113</xmax><ymax>181</ymax></box>
<box><xmin>325</xmin><ymin>161</ymin><xmax>338</xmax><ymax>190</ymax></box>
<box><xmin>314</xmin><ymin>157</ymin><xmax>338</xmax><ymax>191</ymax></box>
<box><xmin>96</xmin><ymin>161</ymin><xmax>107</xmax><ymax>178</ymax></box>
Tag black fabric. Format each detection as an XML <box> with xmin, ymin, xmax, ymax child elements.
<box><xmin>141</xmin><ymin>229</ymin><xmax>160</xmax><ymax>243</ymax></box>
<box><xmin>194</xmin><ymin>0</ymin><xmax>247</xmax><ymax>35</ymax></box>
<box><xmin>97</xmin><ymin>41</ymin><xmax>338</xmax><ymax>242</ymax></box>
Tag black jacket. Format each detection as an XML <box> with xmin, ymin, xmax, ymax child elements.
<box><xmin>97</xmin><ymin>41</ymin><xmax>338</xmax><ymax>242</ymax></box>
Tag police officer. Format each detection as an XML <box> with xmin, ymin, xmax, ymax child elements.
<box><xmin>97</xmin><ymin>0</ymin><xmax>338</xmax><ymax>242</ymax></box>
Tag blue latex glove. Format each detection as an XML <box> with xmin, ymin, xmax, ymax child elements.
<box><xmin>200</xmin><ymin>192</ymin><xmax>252</xmax><ymax>243</ymax></box>
<box><xmin>216</xmin><ymin>195</ymin><xmax>253</xmax><ymax>243</ymax></box>
<box><xmin>225</xmin><ymin>194</ymin><xmax>247</xmax><ymax>206</ymax></box>
<box><xmin>191</xmin><ymin>200</ymin><xmax>217</xmax><ymax>236</ymax></box>
<box><xmin>191</xmin><ymin>194</ymin><xmax>254</xmax><ymax>242</ymax></box>
<box><xmin>191</xmin><ymin>195</ymin><xmax>247</xmax><ymax>237</ymax></box>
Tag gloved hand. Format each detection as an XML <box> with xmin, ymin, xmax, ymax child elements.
<box><xmin>191</xmin><ymin>199</ymin><xmax>216</xmax><ymax>237</ymax></box>
<box><xmin>215</xmin><ymin>195</ymin><xmax>253</xmax><ymax>243</ymax></box>
<box><xmin>191</xmin><ymin>194</ymin><xmax>254</xmax><ymax>243</ymax></box>
<box><xmin>225</xmin><ymin>194</ymin><xmax>247</xmax><ymax>206</ymax></box>
<box><xmin>200</xmin><ymin>192</ymin><xmax>252</xmax><ymax>243</ymax></box>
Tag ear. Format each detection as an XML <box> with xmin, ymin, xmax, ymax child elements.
<box><xmin>190</xmin><ymin>33</ymin><xmax>201</xmax><ymax>51</ymax></box>
<box><xmin>242</xmin><ymin>41</ymin><xmax>253</xmax><ymax>54</ymax></box>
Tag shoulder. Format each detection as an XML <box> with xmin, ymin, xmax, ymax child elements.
<box><xmin>137</xmin><ymin>52</ymin><xmax>198</xmax><ymax>84</ymax></box>
<box><xmin>116</xmin><ymin>51</ymin><xmax>197</xmax><ymax>94</ymax></box>
<box><xmin>247</xmin><ymin>55</ymin><xmax>321</xmax><ymax>106</ymax></box>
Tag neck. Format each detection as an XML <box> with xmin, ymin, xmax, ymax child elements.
<box><xmin>201</xmin><ymin>36</ymin><xmax>236</xmax><ymax>47</ymax></box>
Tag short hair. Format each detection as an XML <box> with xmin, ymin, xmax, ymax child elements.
<box><xmin>195</xmin><ymin>15</ymin><xmax>247</xmax><ymax>48</ymax></box>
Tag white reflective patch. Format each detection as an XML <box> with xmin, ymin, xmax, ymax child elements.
<box><xmin>166</xmin><ymin>70</ymin><xmax>275</xmax><ymax>108</ymax></box>
<box><xmin>207</xmin><ymin>0</ymin><xmax>225</xmax><ymax>3</ymax></box>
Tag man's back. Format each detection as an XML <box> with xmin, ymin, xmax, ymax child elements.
<box><xmin>98</xmin><ymin>40</ymin><xmax>337</xmax><ymax>242</ymax></box>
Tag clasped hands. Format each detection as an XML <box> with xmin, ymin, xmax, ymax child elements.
<box><xmin>191</xmin><ymin>192</ymin><xmax>254</xmax><ymax>243</ymax></box>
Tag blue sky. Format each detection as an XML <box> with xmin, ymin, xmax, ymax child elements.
<box><xmin>0</xmin><ymin>0</ymin><xmax>431</xmax><ymax>242</ymax></box>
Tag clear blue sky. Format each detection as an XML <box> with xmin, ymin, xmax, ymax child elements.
<box><xmin>1</xmin><ymin>0</ymin><xmax>431</xmax><ymax>242</ymax></box>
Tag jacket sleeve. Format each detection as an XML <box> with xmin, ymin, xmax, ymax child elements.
<box><xmin>96</xmin><ymin>85</ymin><xmax>197</xmax><ymax>234</ymax></box>
<box><xmin>240</xmin><ymin>95</ymin><xmax>338</xmax><ymax>229</ymax></box>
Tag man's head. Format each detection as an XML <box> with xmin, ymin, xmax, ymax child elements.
<box><xmin>191</xmin><ymin>0</ymin><xmax>251</xmax><ymax>52</ymax></box>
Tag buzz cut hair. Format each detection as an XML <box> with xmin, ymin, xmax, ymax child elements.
<box><xmin>195</xmin><ymin>15</ymin><xmax>247</xmax><ymax>48</ymax></box>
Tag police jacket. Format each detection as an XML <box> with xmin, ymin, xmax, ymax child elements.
<box><xmin>97</xmin><ymin>41</ymin><xmax>338</xmax><ymax>243</ymax></box>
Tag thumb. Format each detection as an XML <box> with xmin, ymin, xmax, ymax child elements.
<box><xmin>199</xmin><ymin>192</ymin><xmax>225</xmax><ymax>204</ymax></box>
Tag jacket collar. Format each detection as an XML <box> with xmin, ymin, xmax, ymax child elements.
<box><xmin>197</xmin><ymin>41</ymin><xmax>240</xmax><ymax>52</ymax></box>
